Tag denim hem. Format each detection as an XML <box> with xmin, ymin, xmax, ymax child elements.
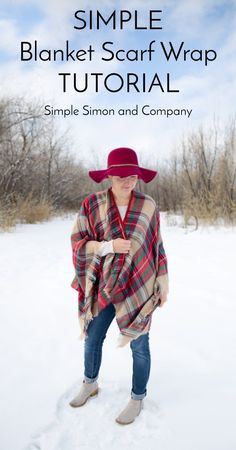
<box><xmin>131</xmin><ymin>390</ymin><xmax>146</xmax><ymax>400</ymax></box>
<box><xmin>84</xmin><ymin>375</ymin><xmax>98</xmax><ymax>383</ymax></box>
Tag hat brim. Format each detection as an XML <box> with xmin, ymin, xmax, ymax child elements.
<box><xmin>88</xmin><ymin>166</ymin><xmax>157</xmax><ymax>183</ymax></box>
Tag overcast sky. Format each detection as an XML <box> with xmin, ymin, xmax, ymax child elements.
<box><xmin>0</xmin><ymin>0</ymin><xmax>236</xmax><ymax>168</ymax></box>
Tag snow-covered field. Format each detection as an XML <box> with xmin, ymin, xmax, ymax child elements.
<box><xmin>0</xmin><ymin>214</ymin><xmax>235</xmax><ymax>450</ymax></box>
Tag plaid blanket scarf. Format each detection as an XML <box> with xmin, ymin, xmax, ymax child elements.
<box><xmin>71</xmin><ymin>186</ymin><xmax>168</xmax><ymax>347</ymax></box>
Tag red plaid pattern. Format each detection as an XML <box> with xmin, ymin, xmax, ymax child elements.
<box><xmin>71</xmin><ymin>187</ymin><xmax>168</xmax><ymax>344</ymax></box>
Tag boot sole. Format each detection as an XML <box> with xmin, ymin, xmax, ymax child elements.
<box><xmin>115</xmin><ymin>418</ymin><xmax>135</xmax><ymax>425</ymax></box>
<box><xmin>69</xmin><ymin>388</ymin><xmax>99</xmax><ymax>408</ymax></box>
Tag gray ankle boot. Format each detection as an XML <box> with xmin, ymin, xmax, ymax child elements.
<box><xmin>115</xmin><ymin>398</ymin><xmax>143</xmax><ymax>425</ymax></box>
<box><xmin>69</xmin><ymin>380</ymin><xmax>99</xmax><ymax>407</ymax></box>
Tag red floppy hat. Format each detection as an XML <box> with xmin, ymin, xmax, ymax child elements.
<box><xmin>88</xmin><ymin>147</ymin><xmax>157</xmax><ymax>183</ymax></box>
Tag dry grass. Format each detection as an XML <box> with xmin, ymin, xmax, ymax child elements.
<box><xmin>0</xmin><ymin>194</ymin><xmax>54</xmax><ymax>231</ymax></box>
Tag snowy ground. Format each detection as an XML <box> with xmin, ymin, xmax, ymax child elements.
<box><xmin>0</xmin><ymin>213</ymin><xmax>235</xmax><ymax>450</ymax></box>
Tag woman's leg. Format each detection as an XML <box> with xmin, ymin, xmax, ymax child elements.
<box><xmin>130</xmin><ymin>332</ymin><xmax>151</xmax><ymax>399</ymax></box>
<box><xmin>84</xmin><ymin>302</ymin><xmax>115</xmax><ymax>383</ymax></box>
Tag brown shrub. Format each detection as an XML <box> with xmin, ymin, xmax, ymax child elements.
<box><xmin>0</xmin><ymin>194</ymin><xmax>54</xmax><ymax>231</ymax></box>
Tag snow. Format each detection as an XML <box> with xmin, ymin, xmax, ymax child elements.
<box><xmin>0</xmin><ymin>214</ymin><xmax>235</xmax><ymax>450</ymax></box>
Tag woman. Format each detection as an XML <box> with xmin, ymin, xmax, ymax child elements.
<box><xmin>69</xmin><ymin>147</ymin><xmax>169</xmax><ymax>425</ymax></box>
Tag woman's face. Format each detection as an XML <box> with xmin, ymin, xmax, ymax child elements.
<box><xmin>108</xmin><ymin>175</ymin><xmax>138</xmax><ymax>196</ymax></box>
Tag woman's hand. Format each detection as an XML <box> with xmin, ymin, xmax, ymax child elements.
<box><xmin>113</xmin><ymin>238</ymin><xmax>131</xmax><ymax>253</ymax></box>
<box><xmin>158</xmin><ymin>291</ymin><xmax>168</xmax><ymax>307</ymax></box>
<box><xmin>153</xmin><ymin>274</ymin><xmax>169</xmax><ymax>307</ymax></box>
<box><xmin>153</xmin><ymin>291</ymin><xmax>167</xmax><ymax>307</ymax></box>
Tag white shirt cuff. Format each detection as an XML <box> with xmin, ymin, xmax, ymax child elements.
<box><xmin>97</xmin><ymin>240</ymin><xmax>114</xmax><ymax>256</ymax></box>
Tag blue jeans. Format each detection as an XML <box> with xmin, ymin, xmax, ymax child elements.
<box><xmin>83</xmin><ymin>302</ymin><xmax>151</xmax><ymax>400</ymax></box>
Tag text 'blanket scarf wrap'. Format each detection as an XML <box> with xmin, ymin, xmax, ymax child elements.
<box><xmin>71</xmin><ymin>186</ymin><xmax>169</xmax><ymax>348</ymax></box>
